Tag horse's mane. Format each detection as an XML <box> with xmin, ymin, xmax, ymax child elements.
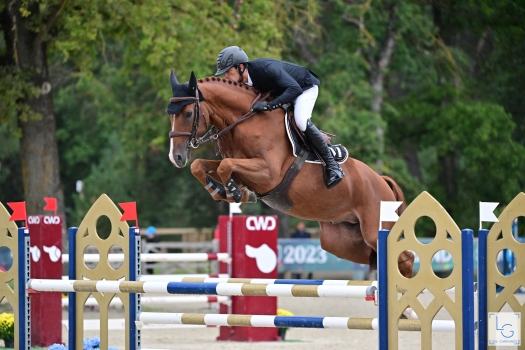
<box><xmin>197</xmin><ymin>76</ymin><xmax>259</xmax><ymax>96</ymax></box>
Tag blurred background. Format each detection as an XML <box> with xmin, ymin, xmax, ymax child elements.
<box><xmin>1</xmin><ymin>0</ymin><xmax>524</xmax><ymax>238</ymax></box>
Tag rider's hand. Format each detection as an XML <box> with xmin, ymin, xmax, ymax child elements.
<box><xmin>252</xmin><ymin>101</ymin><xmax>270</xmax><ymax>112</ymax></box>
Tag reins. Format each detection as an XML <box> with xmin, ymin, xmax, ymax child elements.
<box><xmin>169</xmin><ymin>89</ymin><xmax>271</xmax><ymax>150</ymax></box>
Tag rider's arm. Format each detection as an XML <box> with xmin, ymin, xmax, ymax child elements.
<box><xmin>264</xmin><ymin>64</ymin><xmax>303</xmax><ymax>110</ymax></box>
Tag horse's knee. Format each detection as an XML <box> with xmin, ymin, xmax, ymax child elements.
<box><xmin>190</xmin><ymin>159</ymin><xmax>204</xmax><ymax>177</ymax></box>
<box><xmin>216</xmin><ymin>159</ymin><xmax>233</xmax><ymax>180</ymax></box>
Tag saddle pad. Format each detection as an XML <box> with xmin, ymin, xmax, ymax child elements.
<box><xmin>284</xmin><ymin>113</ymin><xmax>348</xmax><ymax>164</ymax></box>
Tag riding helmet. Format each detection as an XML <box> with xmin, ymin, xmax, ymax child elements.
<box><xmin>215</xmin><ymin>46</ymin><xmax>249</xmax><ymax>76</ymax></box>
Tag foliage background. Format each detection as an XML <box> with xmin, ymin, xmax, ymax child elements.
<box><xmin>1</xmin><ymin>0</ymin><xmax>524</xmax><ymax>236</ymax></box>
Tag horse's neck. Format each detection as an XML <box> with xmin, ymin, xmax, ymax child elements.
<box><xmin>199</xmin><ymin>81</ymin><xmax>290</xmax><ymax>162</ymax></box>
<box><xmin>200</xmin><ymin>83</ymin><xmax>256</xmax><ymax>128</ymax></box>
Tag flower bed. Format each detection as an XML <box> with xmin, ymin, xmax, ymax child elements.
<box><xmin>0</xmin><ymin>312</ymin><xmax>14</xmax><ymax>347</ymax></box>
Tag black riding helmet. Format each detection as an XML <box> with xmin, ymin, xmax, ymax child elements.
<box><xmin>215</xmin><ymin>46</ymin><xmax>249</xmax><ymax>76</ymax></box>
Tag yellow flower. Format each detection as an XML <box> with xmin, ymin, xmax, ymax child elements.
<box><xmin>0</xmin><ymin>313</ymin><xmax>14</xmax><ymax>340</ymax></box>
<box><xmin>277</xmin><ymin>308</ymin><xmax>294</xmax><ymax>317</ymax></box>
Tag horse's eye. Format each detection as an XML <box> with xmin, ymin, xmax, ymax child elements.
<box><xmin>184</xmin><ymin>111</ymin><xmax>192</xmax><ymax>119</ymax></box>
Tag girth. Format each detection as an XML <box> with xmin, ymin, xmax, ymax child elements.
<box><xmin>257</xmin><ymin>147</ymin><xmax>309</xmax><ymax>211</ymax></box>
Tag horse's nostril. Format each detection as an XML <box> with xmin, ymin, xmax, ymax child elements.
<box><xmin>176</xmin><ymin>154</ymin><xmax>183</xmax><ymax>164</ymax></box>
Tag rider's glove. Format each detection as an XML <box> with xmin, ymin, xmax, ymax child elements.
<box><xmin>252</xmin><ymin>101</ymin><xmax>270</xmax><ymax>112</ymax></box>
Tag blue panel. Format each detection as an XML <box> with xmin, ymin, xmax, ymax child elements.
<box><xmin>166</xmin><ymin>282</ymin><xmax>219</xmax><ymax>295</ymax></box>
<box><xmin>277</xmin><ymin>239</ymin><xmax>369</xmax><ymax>273</ymax></box>
<box><xmin>274</xmin><ymin>316</ymin><xmax>325</xmax><ymax>328</ymax></box>
<box><xmin>378</xmin><ymin>229</ymin><xmax>389</xmax><ymax>350</ymax></box>
<box><xmin>129</xmin><ymin>227</ymin><xmax>139</xmax><ymax>350</ymax></box>
<box><xmin>461</xmin><ymin>229</ymin><xmax>475</xmax><ymax>350</ymax></box>
<box><xmin>274</xmin><ymin>279</ymin><xmax>324</xmax><ymax>285</ymax></box>
<box><xmin>18</xmin><ymin>227</ymin><xmax>29</xmax><ymax>349</ymax></box>
<box><xmin>478</xmin><ymin>229</ymin><xmax>489</xmax><ymax>350</ymax></box>
<box><xmin>68</xmin><ymin>227</ymin><xmax>78</xmax><ymax>349</ymax></box>
<box><xmin>277</xmin><ymin>238</ymin><xmax>471</xmax><ymax>274</ymax></box>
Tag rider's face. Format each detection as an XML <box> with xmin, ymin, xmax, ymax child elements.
<box><xmin>224</xmin><ymin>66</ymin><xmax>240</xmax><ymax>82</ymax></box>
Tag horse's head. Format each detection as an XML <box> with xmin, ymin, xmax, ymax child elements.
<box><xmin>167</xmin><ymin>71</ymin><xmax>207</xmax><ymax>168</ymax></box>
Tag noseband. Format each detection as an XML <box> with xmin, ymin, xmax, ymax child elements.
<box><xmin>168</xmin><ymin>90</ymin><xmax>271</xmax><ymax>150</ymax></box>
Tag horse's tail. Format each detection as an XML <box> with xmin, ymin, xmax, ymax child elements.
<box><xmin>381</xmin><ymin>175</ymin><xmax>406</xmax><ymax>216</ymax></box>
<box><xmin>368</xmin><ymin>175</ymin><xmax>406</xmax><ymax>272</ymax></box>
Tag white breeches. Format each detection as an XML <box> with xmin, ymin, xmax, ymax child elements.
<box><xmin>293</xmin><ymin>85</ymin><xmax>318</xmax><ymax>131</ymax></box>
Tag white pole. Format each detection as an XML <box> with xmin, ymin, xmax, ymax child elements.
<box><xmin>61</xmin><ymin>253</ymin><xmax>230</xmax><ymax>263</ymax></box>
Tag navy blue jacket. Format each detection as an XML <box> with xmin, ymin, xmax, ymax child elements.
<box><xmin>245</xmin><ymin>58</ymin><xmax>320</xmax><ymax>109</ymax></box>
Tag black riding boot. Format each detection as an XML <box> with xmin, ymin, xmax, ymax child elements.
<box><xmin>303</xmin><ymin>119</ymin><xmax>344</xmax><ymax>189</ymax></box>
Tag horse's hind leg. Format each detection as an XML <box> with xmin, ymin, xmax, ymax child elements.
<box><xmin>360</xmin><ymin>218</ymin><xmax>414</xmax><ymax>279</ymax></box>
<box><xmin>321</xmin><ymin>219</ymin><xmax>414</xmax><ymax>279</ymax></box>
<box><xmin>319</xmin><ymin>222</ymin><xmax>373</xmax><ymax>265</ymax></box>
<box><xmin>396</xmin><ymin>250</ymin><xmax>415</xmax><ymax>279</ymax></box>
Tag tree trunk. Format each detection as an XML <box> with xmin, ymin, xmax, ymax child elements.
<box><xmin>438</xmin><ymin>150</ymin><xmax>459</xmax><ymax>216</ymax></box>
<box><xmin>403</xmin><ymin>144</ymin><xmax>423</xmax><ymax>182</ymax></box>
<box><xmin>4</xmin><ymin>1</ymin><xmax>66</xmax><ymax>236</ymax></box>
<box><xmin>369</xmin><ymin>4</ymin><xmax>398</xmax><ymax>173</ymax></box>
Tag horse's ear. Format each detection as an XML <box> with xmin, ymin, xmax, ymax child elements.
<box><xmin>170</xmin><ymin>70</ymin><xmax>179</xmax><ymax>89</ymax></box>
<box><xmin>188</xmin><ymin>71</ymin><xmax>198</xmax><ymax>93</ymax></box>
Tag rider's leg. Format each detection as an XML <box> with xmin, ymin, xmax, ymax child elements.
<box><xmin>293</xmin><ymin>85</ymin><xmax>318</xmax><ymax>132</ymax></box>
<box><xmin>304</xmin><ymin>120</ymin><xmax>344</xmax><ymax>188</ymax></box>
<box><xmin>294</xmin><ymin>86</ymin><xmax>344</xmax><ymax>189</ymax></box>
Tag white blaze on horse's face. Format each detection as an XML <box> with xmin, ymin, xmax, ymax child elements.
<box><xmin>168</xmin><ymin>115</ymin><xmax>177</xmax><ymax>166</ymax></box>
<box><xmin>168</xmin><ymin>113</ymin><xmax>191</xmax><ymax>168</ymax></box>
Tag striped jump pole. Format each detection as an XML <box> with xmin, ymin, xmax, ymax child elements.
<box><xmin>62</xmin><ymin>252</ymin><xmax>231</xmax><ymax>263</ymax></box>
<box><xmin>158</xmin><ymin>276</ymin><xmax>378</xmax><ymax>286</ymax></box>
<box><xmin>137</xmin><ymin>312</ymin><xmax>456</xmax><ymax>332</ymax></box>
<box><xmin>61</xmin><ymin>274</ymin><xmax>231</xmax><ymax>281</ymax></box>
<box><xmin>134</xmin><ymin>274</ymin><xmax>230</xmax><ymax>281</ymax></box>
<box><xmin>27</xmin><ymin>280</ymin><xmax>377</xmax><ymax>299</ymax></box>
<box><xmin>62</xmin><ymin>295</ymin><xmax>230</xmax><ymax>307</ymax></box>
<box><xmin>149</xmin><ymin>276</ymin><xmax>460</xmax><ymax>296</ymax></box>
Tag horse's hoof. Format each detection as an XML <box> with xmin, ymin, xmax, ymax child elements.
<box><xmin>232</xmin><ymin>190</ymin><xmax>242</xmax><ymax>203</ymax></box>
<box><xmin>226</xmin><ymin>178</ymin><xmax>242</xmax><ymax>203</ymax></box>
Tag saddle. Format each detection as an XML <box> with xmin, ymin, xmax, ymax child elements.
<box><xmin>284</xmin><ymin>107</ymin><xmax>349</xmax><ymax>165</ymax></box>
<box><xmin>257</xmin><ymin>106</ymin><xmax>348</xmax><ymax>212</ymax></box>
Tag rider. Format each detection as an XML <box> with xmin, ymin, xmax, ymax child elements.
<box><xmin>215</xmin><ymin>46</ymin><xmax>344</xmax><ymax>189</ymax></box>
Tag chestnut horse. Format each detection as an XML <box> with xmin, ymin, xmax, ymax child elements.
<box><xmin>167</xmin><ymin>71</ymin><xmax>414</xmax><ymax>278</ymax></box>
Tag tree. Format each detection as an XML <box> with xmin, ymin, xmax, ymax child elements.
<box><xmin>383</xmin><ymin>0</ymin><xmax>525</xmax><ymax>228</ymax></box>
<box><xmin>2</xmin><ymin>0</ymin><xmax>523</xmax><ymax>236</ymax></box>
<box><xmin>1</xmin><ymin>0</ymin><xmax>66</xmax><ymax>216</ymax></box>
<box><xmin>1</xmin><ymin>0</ymin><xmax>283</xmax><ymax>231</ymax></box>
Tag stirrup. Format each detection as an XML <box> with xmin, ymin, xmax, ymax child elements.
<box><xmin>323</xmin><ymin>167</ymin><xmax>344</xmax><ymax>189</ymax></box>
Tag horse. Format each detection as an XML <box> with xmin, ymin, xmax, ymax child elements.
<box><xmin>167</xmin><ymin>71</ymin><xmax>414</xmax><ymax>279</ymax></box>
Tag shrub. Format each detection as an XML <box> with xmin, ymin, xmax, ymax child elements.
<box><xmin>0</xmin><ymin>313</ymin><xmax>14</xmax><ymax>340</ymax></box>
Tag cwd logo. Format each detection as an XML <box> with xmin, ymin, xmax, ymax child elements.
<box><xmin>27</xmin><ymin>216</ymin><xmax>40</xmax><ymax>225</ymax></box>
<box><xmin>246</xmin><ymin>216</ymin><xmax>276</xmax><ymax>231</ymax></box>
<box><xmin>43</xmin><ymin>216</ymin><xmax>61</xmax><ymax>225</ymax></box>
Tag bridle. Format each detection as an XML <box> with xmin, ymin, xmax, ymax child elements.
<box><xmin>168</xmin><ymin>89</ymin><xmax>206</xmax><ymax>149</ymax></box>
<box><xmin>168</xmin><ymin>89</ymin><xmax>271</xmax><ymax>150</ymax></box>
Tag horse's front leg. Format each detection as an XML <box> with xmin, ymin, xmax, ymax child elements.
<box><xmin>216</xmin><ymin>158</ymin><xmax>271</xmax><ymax>203</ymax></box>
<box><xmin>190</xmin><ymin>159</ymin><xmax>228</xmax><ymax>201</ymax></box>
